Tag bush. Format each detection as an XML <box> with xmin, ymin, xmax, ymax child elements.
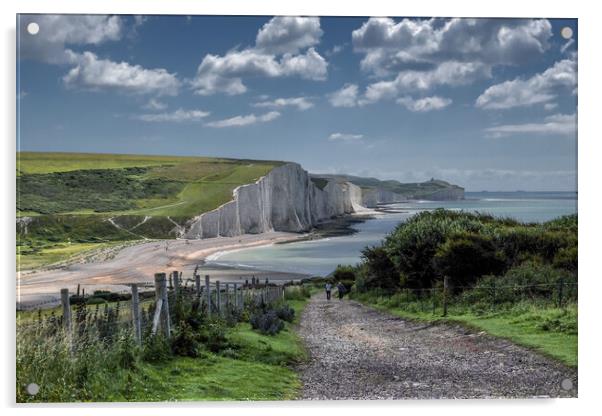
<box><xmin>274</xmin><ymin>303</ymin><xmax>295</xmax><ymax>323</ymax></box>
<box><xmin>250</xmin><ymin>310</ymin><xmax>285</xmax><ymax>335</ymax></box>
<box><xmin>433</xmin><ymin>232</ymin><xmax>506</xmax><ymax>288</ymax></box>
<box><xmin>358</xmin><ymin>246</ymin><xmax>399</xmax><ymax>291</ymax></box>
<box><xmin>141</xmin><ymin>334</ymin><xmax>171</xmax><ymax>363</ymax></box>
<box><xmin>170</xmin><ymin>321</ymin><xmax>202</xmax><ymax>357</ymax></box>
<box><xmin>284</xmin><ymin>284</ymin><xmax>311</xmax><ymax>300</ymax></box>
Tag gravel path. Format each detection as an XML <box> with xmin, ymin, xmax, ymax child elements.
<box><xmin>297</xmin><ymin>294</ymin><xmax>577</xmax><ymax>400</ymax></box>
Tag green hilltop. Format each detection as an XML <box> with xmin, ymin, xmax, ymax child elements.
<box><xmin>16</xmin><ymin>152</ymin><xmax>282</xmax><ymax>270</ymax></box>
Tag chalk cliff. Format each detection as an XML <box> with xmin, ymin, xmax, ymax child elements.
<box><xmin>183</xmin><ymin>163</ymin><xmax>364</xmax><ymax>239</ymax></box>
<box><xmin>182</xmin><ymin>163</ymin><xmax>464</xmax><ymax>239</ymax></box>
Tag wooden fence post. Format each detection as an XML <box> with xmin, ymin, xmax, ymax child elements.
<box><xmin>225</xmin><ymin>283</ymin><xmax>230</xmax><ymax>308</ymax></box>
<box><xmin>205</xmin><ymin>275</ymin><xmax>211</xmax><ymax>317</ymax></box>
<box><xmin>195</xmin><ymin>274</ymin><xmax>201</xmax><ymax>298</ymax></box>
<box><xmin>172</xmin><ymin>271</ymin><xmax>180</xmax><ymax>298</ymax></box>
<box><xmin>154</xmin><ymin>273</ymin><xmax>171</xmax><ymax>338</ymax></box>
<box><xmin>216</xmin><ymin>280</ymin><xmax>221</xmax><ymax>316</ymax></box>
<box><xmin>443</xmin><ymin>276</ymin><xmax>449</xmax><ymax>317</ymax></box>
<box><xmin>131</xmin><ymin>284</ymin><xmax>142</xmax><ymax>345</ymax></box>
<box><xmin>60</xmin><ymin>288</ymin><xmax>72</xmax><ymax>335</ymax></box>
<box><xmin>233</xmin><ymin>283</ymin><xmax>239</xmax><ymax>309</ymax></box>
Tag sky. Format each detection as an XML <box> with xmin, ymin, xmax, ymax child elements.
<box><xmin>16</xmin><ymin>15</ymin><xmax>577</xmax><ymax>191</ymax></box>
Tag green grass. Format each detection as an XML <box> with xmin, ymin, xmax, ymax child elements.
<box><xmin>18</xmin><ymin>152</ymin><xmax>278</xmax><ymax>217</ymax></box>
<box><xmin>129</xmin><ymin>297</ymin><xmax>310</xmax><ymax>401</ymax></box>
<box><xmin>17</xmin><ymin>292</ymin><xmax>312</xmax><ymax>402</ymax></box>
<box><xmin>128</xmin><ymin>355</ymin><xmax>300</xmax><ymax>401</ymax></box>
<box><xmin>17</xmin><ymin>152</ymin><xmax>216</xmax><ymax>175</ymax></box>
<box><xmin>351</xmin><ymin>291</ymin><xmax>577</xmax><ymax>367</ymax></box>
<box><xmin>17</xmin><ymin>241</ymin><xmax>119</xmax><ymax>270</ymax></box>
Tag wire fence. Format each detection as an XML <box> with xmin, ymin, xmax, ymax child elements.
<box><xmin>17</xmin><ymin>271</ymin><xmax>293</xmax><ymax>346</ymax></box>
<box><xmin>365</xmin><ymin>279</ymin><xmax>578</xmax><ymax>317</ymax></box>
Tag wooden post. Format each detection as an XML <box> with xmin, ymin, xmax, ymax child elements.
<box><xmin>205</xmin><ymin>275</ymin><xmax>211</xmax><ymax>317</ymax></box>
<box><xmin>60</xmin><ymin>288</ymin><xmax>72</xmax><ymax>334</ymax></box>
<box><xmin>443</xmin><ymin>276</ymin><xmax>449</xmax><ymax>317</ymax></box>
<box><xmin>195</xmin><ymin>274</ymin><xmax>201</xmax><ymax>298</ymax></box>
<box><xmin>76</xmin><ymin>284</ymin><xmax>80</xmax><ymax>297</ymax></box>
<box><xmin>172</xmin><ymin>271</ymin><xmax>180</xmax><ymax>298</ymax></box>
<box><xmin>216</xmin><ymin>280</ymin><xmax>221</xmax><ymax>316</ymax></box>
<box><xmin>233</xmin><ymin>283</ymin><xmax>239</xmax><ymax>309</ymax></box>
<box><xmin>154</xmin><ymin>273</ymin><xmax>171</xmax><ymax>337</ymax></box>
<box><xmin>131</xmin><ymin>284</ymin><xmax>142</xmax><ymax>345</ymax></box>
<box><xmin>225</xmin><ymin>283</ymin><xmax>230</xmax><ymax>308</ymax></box>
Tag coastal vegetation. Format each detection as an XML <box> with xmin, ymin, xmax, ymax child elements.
<box><xmin>16</xmin><ymin>284</ymin><xmax>312</xmax><ymax>402</ymax></box>
<box><xmin>345</xmin><ymin>210</ymin><xmax>578</xmax><ymax>366</ymax></box>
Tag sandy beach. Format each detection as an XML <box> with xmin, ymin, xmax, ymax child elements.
<box><xmin>17</xmin><ymin>231</ymin><xmax>309</xmax><ymax>310</ymax></box>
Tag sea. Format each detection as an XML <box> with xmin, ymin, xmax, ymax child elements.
<box><xmin>205</xmin><ymin>191</ymin><xmax>578</xmax><ymax>277</ymax></box>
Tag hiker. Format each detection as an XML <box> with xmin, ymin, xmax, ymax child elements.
<box><xmin>336</xmin><ymin>282</ymin><xmax>346</xmax><ymax>300</ymax></box>
<box><xmin>325</xmin><ymin>282</ymin><xmax>332</xmax><ymax>300</ymax></box>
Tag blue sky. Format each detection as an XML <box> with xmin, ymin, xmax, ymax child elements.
<box><xmin>17</xmin><ymin>15</ymin><xmax>577</xmax><ymax>191</ymax></box>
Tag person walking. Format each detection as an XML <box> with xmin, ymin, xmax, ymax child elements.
<box><xmin>336</xmin><ymin>281</ymin><xmax>346</xmax><ymax>300</ymax></box>
<box><xmin>325</xmin><ymin>282</ymin><xmax>332</xmax><ymax>300</ymax></box>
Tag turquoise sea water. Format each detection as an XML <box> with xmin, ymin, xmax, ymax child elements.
<box><xmin>206</xmin><ymin>192</ymin><xmax>577</xmax><ymax>277</ymax></box>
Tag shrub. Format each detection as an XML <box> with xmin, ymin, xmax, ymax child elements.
<box><xmin>358</xmin><ymin>246</ymin><xmax>399</xmax><ymax>291</ymax></box>
<box><xmin>170</xmin><ymin>321</ymin><xmax>202</xmax><ymax>358</ymax></box>
<box><xmin>433</xmin><ymin>232</ymin><xmax>506</xmax><ymax>288</ymax></box>
<box><xmin>250</xmin><ymin>310</ymin><xmax>285</xmax><ymax>335</ymax></box>
<box><xmin>141</xmin><ymin>334</ymin><xmax>171</xmax><ymax>363</ymax></box>
<box><xmin>284</xmin><ymin>284</ymin><xmax>311</xmax><ymax>300</ymax></box>
<box><xmin>274</xmin><ymin>303</ymin><xmax>295</xmax><ymax>323</ymax></box>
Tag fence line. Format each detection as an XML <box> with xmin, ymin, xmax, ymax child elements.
<box><xmin>28</xmin><ymin>270</ymin><xmax>291</xmax><ymax>341</ymax></box>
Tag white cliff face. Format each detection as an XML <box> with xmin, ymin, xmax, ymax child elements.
<box><xmin>184</xmin><ymin>163</ymin><xmax>360</xmax><ymax>239</ymax></box>
<box><xmin>183</xmin><ymin>163</ymin><xmax>410</xmax><ymax>239</ymax></box>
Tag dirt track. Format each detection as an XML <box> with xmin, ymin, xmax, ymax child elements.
<box><xmin>297</xmin><ymin>294</ymin><xmax>577</xmax><ymax>399</ymax></box>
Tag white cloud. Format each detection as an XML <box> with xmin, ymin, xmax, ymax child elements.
<box><xmin>63</xmin><ymin>51</ymin><xmax>180</xmax><ymax>96</ymax></box>
<box><xmin>476</xmin><ymin>58</ymin><xmax>577</xmax><ymax>109</ymax></box>
<box><xmin>253</xmin><ymin>96</ymin><xmax>313</xmax><ymax>111</ymax></box>
<box><xmin>205</xmin><ymin>111</ymin><xmax>280</xmax><ymax>128</ymax></box>
<box><xmin>328</xmin><ymin>132</ymin><xmax>364</xmax><ymax>142</ymax></box>
<box><xmin>396</xmin><ymin>96</ymin><xmax>452</xmax><ymax>112</ymax></box>
<box><xmin>255</xmin><ymin>17</ymin><xmax>322</xmax><ymax>54</ymax></box>
<box><xmin>143</xmin><ymin>98</ymin><xmax>168</xmax><ymax>111</ymax></box>
<box><xmin>362</xmin><ymin>61</ymin><xmax>489</xmax><ymax>104</ymax></box>
<box><xmin>19</xmin><ymin>15</ymin><xmax>123</xmax><ymax>64</ymax></box>
<box><xmin>135</xmin><ymin>108</ymin><xmax>210</xmax><ymax>122</ymax></box>
<box><xmin>352</xmin><ymin>18</ymin><xmax>552</xmax><ymax>77</ymax></box>
<box><xmin>191</xmin><ymin>17</ymin><xmax>327</xmax><ymax>95</ymax></box>
<box><xmin>342</xmin><ymin>18</ymin><xmax>554</xmax><ymax>106</ymax></box>
<box><xmin>484</xmin><ymin>113</ymin><xmax>576</xmax><ymax>137</ymax></box>
<box><xmin>329</xmin><ymin>84</ymin><xmax>359</xmax><ymax>107</ymax></box>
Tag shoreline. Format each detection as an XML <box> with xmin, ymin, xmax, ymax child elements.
<box><xmin>17</xmin><ymin>211</ymin><xmax>376</xmax><ymax>310</ymax></box>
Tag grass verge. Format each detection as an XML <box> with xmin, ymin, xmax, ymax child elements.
<box><xmin>17</xmin><ymin>294</ymin><xmax>311</xmax><ymax>402</ymax></box>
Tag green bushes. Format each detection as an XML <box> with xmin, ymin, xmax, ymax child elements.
<box><xmin>249</xmin><ymin>302</ymin><xmax>295</xmax><ymax>336</ymax></box>
<box><xmin>17</xmin><ymin>167</ymin><xmax>184</xmax><ymax>215</ymax></box>
<box><xmin>283</xmin><ymin>284</ymin><xmax>311</xmax><ymax>301</ymax></box>
<box><xmin>354</xmin><ymin>210</ymin><xmax>577</xmax><ymax>294</ymax></box>
<box><xmin>433</xmin><ymin>232</ymin><xmax>506</xmax><ymax>288</ymax></box>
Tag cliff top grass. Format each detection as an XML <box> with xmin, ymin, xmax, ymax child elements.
<box><xmin>17</xmin><ymin>152</ymin><xmax>282</xmax><ymax>217</ymax></box>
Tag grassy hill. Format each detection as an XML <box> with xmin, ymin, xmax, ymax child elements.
<box><xmin>16</xmin><ymin>152</ymin><xmax>282</xmax><ymax>270</ymax></box>
<box><xmin>314</xmin><ymin>174</ymin><xmax>464</xmax><ymax>199</ymax></box>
